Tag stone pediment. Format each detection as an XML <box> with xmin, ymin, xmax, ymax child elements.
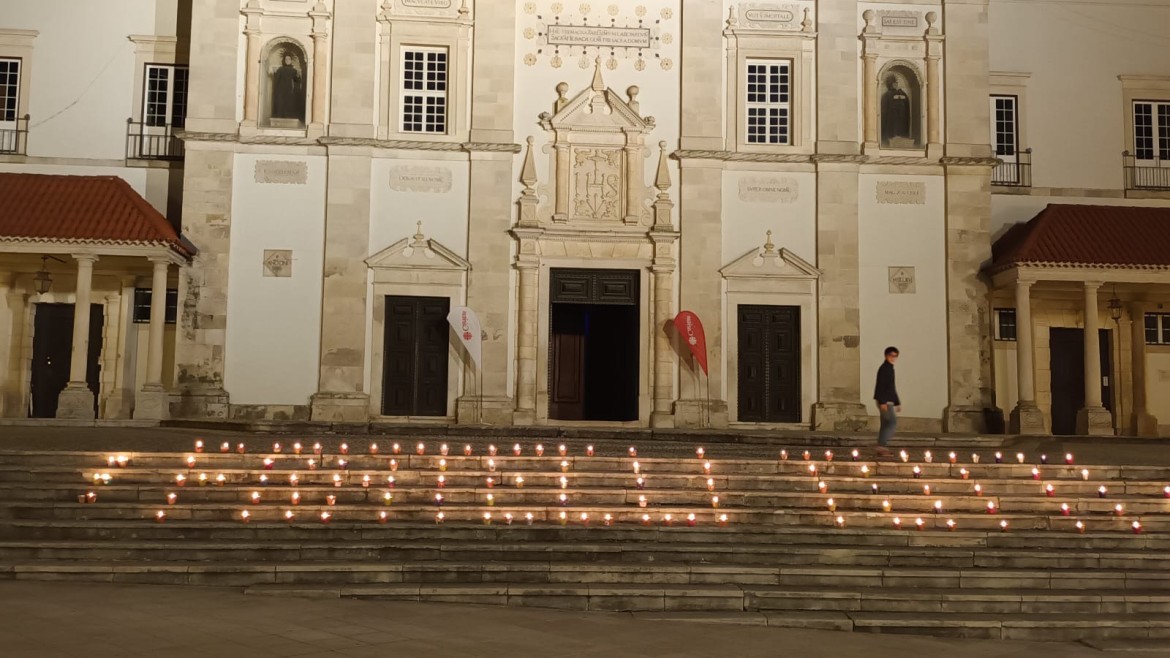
<box><xmin>539</xmin><ymin>60</ymin><xmax>655</xmax><ymax>134</ymax></box>
<box><xmin>721</xmin><ymin>233</ymin><xmax>820</xmax><ymax>279</ymax></box>
<box><xmin>366</xmin><ymin>223</ymin><xmax>469</xmax><ymax>272</ymax></box>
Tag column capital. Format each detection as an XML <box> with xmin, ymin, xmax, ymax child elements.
<box><xmin>1014</xmin><ymin>278</ymin><xmax>1035</xmax><ymax>290</ymax></box>
<box><xmin>71</xmin><ymin>254</ymin><xmax>99</xmax><ymax>264</ymax></box>
<box><xmin>148</xmin><ymin>256</ymin><xmax>171</xmax><ymax>268</ymax></box>
<box><xmin>1083</xmin><ymin>281</ymin><xmax>1104</xmax><ymax>291</ymax></box>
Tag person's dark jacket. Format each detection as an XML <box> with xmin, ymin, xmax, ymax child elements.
<box><xmin>874</xmin><ymin>361</ymin><xmax>900</xmax><ymax>406</ymax></box>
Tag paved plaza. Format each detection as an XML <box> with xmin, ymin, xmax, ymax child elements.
<box><xmin>0</xmin><ymin>581</ymin><xmax>1145</xmax><ymax>657</ymax></box>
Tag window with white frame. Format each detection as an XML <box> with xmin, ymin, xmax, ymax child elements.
<box><xmin>400</xmin><ymin>47</ymin><xmax>448</xmax><ymax>134</ymax></box>
<box><xmin>1145</xmin><ymin>313</ymin><xmax>1170</xmax><ymax>345</ymax></box>
<box><xmin>1133</xmin><ymin>101</ymin><xmax>1170</xmax><ymax>162</ymax></box>
<box><xmin>0</xmin><ymin>57</ymin><xmax>20</xmax><ymax>124</ymax></box>
<box><xmin>994</xmin><ymin>308</ymin><xmax>1017</xmax><ymax>342</ymax></box>
<box><xmin>744</xmin><ymin>59</ymin><xmax>791</xmax><ymax>145</ymax></box>
<box><xmin>143</xmin><ymin>64</ymin><xmax>189</xmax><ymax>128</ymax></box>
<box><xmin>990</xmin><ymin>95</ymin><xmax>1018</xmax><ymax>159</ymax></box>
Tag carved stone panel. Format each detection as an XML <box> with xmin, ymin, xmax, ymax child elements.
<box><xmin>571</xmin><ymin>147</ymin><xmax>623</xmax><ymax>222</ymax></box>
<box><xmin>875</xmin><ymin>181</ymin><xmax>926</xmax><ymax>205</ymax></box>
<box><xmin>738</xmin><ymin>176</ymin><xmax>799</xmax><ymax>203</ymax></box>
<box><xmin>888</xmin><ymin>266</ymin><xmax>916</xmax><ymax>294</ymax></box>
<box><xmin>254</xmin><ymin>160</ymin><xmax>308</xmax><ymax>185</ymax></box>
<box><xmin>263</xmin><ymin>250</ymin><xmax>293</xmax><ymax>278</ymax></box>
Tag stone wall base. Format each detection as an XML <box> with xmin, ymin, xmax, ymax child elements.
<box><xmin>673</xmin><ymin>399</ymin><xmax>728</xmax><ymax>429</ymax></box>
<box><xmin>944</xmin><ymin>405</ymin><xmax>998</xmax><ymax>434</ymax></box>
<box><xmin>1133</xmin><ymin>411</ymin><xmax>1160</xmax><ymax>438</ymax></box>
<box><xmin>170</xmin><ymin>387</ymin><xmax>230</xmax><ymax>420</ymax></box>
<box><xmin>1076</xmin><ymin>406</ymin><xmax>1114</xmax><ymax>436</ymax></box>
<box><xmin>56</xmin><ymin>384</ymin><xmax>96</xmax><ymax>420</ymax></box>
<box><xmin>812</xmin><ymin>401</ymin><xmax>869</xmax><ymax>432</ymax></box>
<box><xmin>103</xmin><ymin>389</ymin><xmax>136</xmax><ymax>420</ymax></box>
<box><xmin>311</xmin><ymin>392</ymin><xmax>371</xmax><ymax>423</ymax></box>
<box><xmin>1009</xmin><ymin>403</ymin><xmax>1046</xmax><ymax>435</ymax></box>
<box><xmin>133</xmin><ymin>386</ymin><xmax>171</xmax><ymax>421</ymax></box>
<box><xmin>650</xmin><ymin>410</ymin><xmax>676</xmax><ymax>429</ymax></box>
<box><xmin>456</xmin><ymin>396</ymin><xmax>515</xmax><ymax>426</ymax></box>
<box><xmin>230</xmin><ymin>404</ymin><xmax>312</xmax><ymax>422</ymax></box>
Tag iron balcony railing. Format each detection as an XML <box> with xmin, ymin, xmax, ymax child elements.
<box><xmin>1124</xmin><ymin>151</ymin><xmax>1170</xmax><ymax>191</ymax></box>
<box><xmin>126</xmin><ymin>119</ymin><xmax>185</xmax><ymax>162</ymax></box>
<box><xmin>992</xmin><ymin>147</ymin><xmax>1032</xmax><ymax>187</ymax></box>
<box><xmin>0</xmin><ymin>114</ymin><xmax>30</xmax><ymax>155</ymax></box>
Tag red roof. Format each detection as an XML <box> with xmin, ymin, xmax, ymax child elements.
<box><xmin>989</xmin><ymin>204</ymin><xmax>1170</xmax><ymax>272</ymax></box>
<box><xmin>0</xmin><ymin>173</ymin><xmax>191</xmax><ymax>256</ymax></box>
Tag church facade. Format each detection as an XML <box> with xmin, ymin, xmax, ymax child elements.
<box><xmin>2</xmin><ymin>0</ymin><xmax>1170</xmax><ymax>435</ymax></box>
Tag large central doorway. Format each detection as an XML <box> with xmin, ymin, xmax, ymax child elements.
<box><xmin>737</xmin><ymin>304</ymin><xmax>801</xmax><ymax>423</ymax></box>
<box><xmin>548</xmin><ymin>268</ymin><xmax>639</xmax><ymax>422</ymax></box>
<box><xmin>382</xmin><ymin>295</ymin><xmax>450</xmax><ymax>417</ymax></box>
<box><xmin>1049</xmin><ymin>327</ymin><xmax>1113</xmax><ymax>435</ymax></box>
<box><xmin>31</xmin><ymin>303</ymin><xmax>103</xmax><ymax>418</ymax></box>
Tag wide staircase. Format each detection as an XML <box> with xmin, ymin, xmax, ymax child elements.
<box><xmin>2</xmin><ymin>437</ymin><xmax>1169</xmax><ymax>642</ymax></box>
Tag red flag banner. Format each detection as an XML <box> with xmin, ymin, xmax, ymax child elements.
<box><xmin>673</xmin><ymin>310</ymin><xmax>709</xmax><ymax>376</ymax></box>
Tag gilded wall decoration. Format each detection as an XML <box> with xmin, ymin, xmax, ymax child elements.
<box><xmin>521</xmin><ymin>1</ymin><xmax>675</xmax><ymax>71</ymax></box>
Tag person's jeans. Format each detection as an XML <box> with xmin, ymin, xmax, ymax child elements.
<box><xmin>878</xmin><ymin>402</ymin><xmax>897</xmax><ymax>447</ymax></box>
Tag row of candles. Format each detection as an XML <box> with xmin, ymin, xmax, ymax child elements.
<box><xmin>192</xmin><ymin>440</ymin><xmax>608</xmax><ymax>458</ymax></box>
<box><xmin>140</xmin><ymin>507</ymin><xmax>733</xmax><ymax>527</ymax></box>
<box><xmin>781</xmin><ymin>448</ymin><xmax>1076</xmax><ymax>465</ymax></box>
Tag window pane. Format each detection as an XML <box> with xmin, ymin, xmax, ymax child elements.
<box><xmin>171</xmin><ymin>67</ymin><xmax>189</xmax><ymax>127</ymax></box>
<box><xmin>1135</xmin><ymin>102</ymin><xmax>1155</xmax><ymax>160</ymax></box>
<box><xmin>991</xmin><ymin>96</ymin><xmax>1017</xmax><ymax>157</ymax></box>
<box><xmin>1162</xmin><ymin>315</ymin><xmax>1170</xmax><ymax>345</ymax></box>
<box><xmin>1159</xmin><ymin>103</ymin><xmax>1170</xmax><ymax>161</ymax></box>
<box><xmin>744</xmin><ymin>60</ymin><xmax>791</xmax><ymax>145</ymax></box>
<box><xmin>144</xmin><ymin>66</ymin><xmax>170</xmax><ymax>127</ymax></box>
<box><xmin>401</xmin><ymin>48</ymin><xmax>448</xmax><ymax>134</ymax></box>
<box><xmin>1146</xmin><ymin>314</ymin><xmax>1160</xmax><ymax>344</ymax></box>
<box><xmin>0</xmin><ymin>58</ymin><xmax>19</xmax><ymax>123</ymax></box>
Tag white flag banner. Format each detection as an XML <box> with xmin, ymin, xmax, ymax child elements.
<box><xmin>447</xmin><ymin>306</ymin><xmax>482</xmax><ymax>368</ymax></box>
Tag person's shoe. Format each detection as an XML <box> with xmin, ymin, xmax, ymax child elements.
<box><xmin>874</xmin><ymin>446</ymin><xmax>893</xmax><ymax>458</ymax></box>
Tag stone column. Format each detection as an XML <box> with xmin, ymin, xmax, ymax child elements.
<box><xmin>650</xmin><ymin>263</ymin><xmax>676</xmax><ymax>427</ymax></box>
<box><xmin>1129</xmin><ymin>302</ymin><xmax>1160</xmax><ymax>436</ymax></box>
<box><xmin>512</xmin><ymin>255</ymin><xmax>539</xmax><ymax>425</ymax></box>
<box><xmin>1076</xmin><ymin>282</ymin><xmax>1112</xmax><ymax>435</ymax></box>
<box><xmin>925</xmin><ymin>13</ymin><xmax>943</xmax><ymax>156</ymax></box>
<box><xmin>1009</xmin><ymin>279</ymin><xmax>1044</xmax><ymax>434</ymax></box>
<box><xmin>241</xmin><ymin>2</ymin><xmax>263</xmax><ymax>128</ymax></box>
<box><xmin>0</xmin><ymin>277</ymin><xmax>14</xmax><ymax>417</ymax></box>
<box><xmin>311</xmin><ymin>153</ymin><xmax>372</xmax><ymax>423</ymax></box>
<box><xmin>56</xmin><ymin>255</ymin><xmax>98</xmax><ymax>419</ymax></box>
<box><xmin>134</xmin><ymin>259</ymin><xmax>171</xmax><ymax>419</ymax></box>
<box><xmin>862</xmin><ymin>52</ymin><xmax>878</xmax><ymax>150</ymax></box>
<box><xmin>308</xmin><ymin>3</ymin><xmax>331</xmax><ymax>135</ymax></box>
<box><xmin>104</xmin><ymin>277</ymin><xmax>137</xmax><ymax>418</ymax></box>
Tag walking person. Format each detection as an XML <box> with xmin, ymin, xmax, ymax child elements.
<box><xmin>873</xmin><ymin>347</ymin><xmax>900</xmax><ymax>458</ymax></box>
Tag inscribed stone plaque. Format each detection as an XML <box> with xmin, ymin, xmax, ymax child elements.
<box><xmin>738</xmin><ymin>176</ymin><xmax>799</xmax><ymax>203</ymax></box>
<box><xmin>389</xmin><ymin>166</ymin><xmax>453</xmax><ymax>193</ymax></box>
<box><xmin>263</xmin><ymin>250</ymin><xmax>293</xmax><ymax>278</ymax></box>
<box><xmin>739</xmin><ymin>3</ymin><xmax>803</xmax><ymax>29</ymax></box>
<box><xmin>254</xmin><ymin>160</ymin><xmax>308</xmax><ymax>185</ymax></box>
<box><xmin>401</xmin><ymin>0</ymin><xmax>451</xmax><ymax>7</ymax></box>
<box><xmin>875</xmin><ymin>181</ymin><xmax>926</xmax><ymax>205</ymax></box>
<box><xmin>880</xmin><ymin>10</ymin><xmax>919</xmax><ymax>28</ymax></box>
<box><xmin>546</xmin><ymin>25</ymin><xmax>652</xmax><ymax>49</ymax></box>
<box><xmin>888</xmin><ymin>266</ymin><xmax>916</xmax><ymax>294</ymax></box>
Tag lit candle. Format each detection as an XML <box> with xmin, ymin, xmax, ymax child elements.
<box><xmin>808</xmin><ymin>464</ymin><xmax>817</xmax><ymax>476</ymax></box>
<box><xmin>827</xmin><ymin>498</ymin><xmax>837</xmax><ymax>512</ymax></box>
<box><xmin>603</xmin><ymin>513</ymin><xmax>613</xmax><ymax>526</ymax></box>
<box><xmin>663</xmin><ymin>514</ymin><xmax>673</xmax><ymax>526</ymax></box>
<box><xmin>337</xmin><ymin>459</ymin><xmax>348</xmax><ymax>470</ymax></box>
<box><xmin>505</xmin><ymin>513</ymin><xmax>514</xmax><ymax>525</ymax></box>
<box><xmin>439</xmin><ymin>459</ymin><xmax>448</xmax><ymax>472</ymax></box>
<box><xmin>1164</xmin><ymin>486</ymin><xmax>1170</xmax><ymax>499</ymax></box>
<box><xmin>362</xmin><ymin>475</ymin><xmax>371</xmax><ymax>489</ymax></box>
<box><xmin>802</xmin><ymin>450</ymin><xmax>811</xmax><ymax>461</ymax></box>
<box><xmin>915</xmin><ymin>518</ymin><xmax>925</xmax><ymax>531</ymax></box>
<box><xmin>313</xmin><ymin>443</ymin><xmax>322</xmax><ymax>455</ymax></box>
<box><xmin>390</xmin><ymin>459</ymin><xmax>398</xmax><ymax>472</ymax></box>
<box><xmin>924</xmin><ymin>451</ymin><xmax>933</xmax><ymax>464</ymax></box>
<box><xmin>711</xmin><ymin>496</ymin><xmax>720</xmax><ymax>508</ymax></box>
<box><xmin>440</xmin><ymin>443</ymin><xmax>449</xmax><ymax>456</ymax></box>
<box><xmin>559</xmin><ymin>493</ymin><xmax>568</xmax><ymax>506</ymax></box>
<box><xmin>464</xmin><ymin>445</ymin><xmax>473</xmax><ymax>456</ymax></box>
<box><xmin>560</xmin><ymin>460</ymin><xmax>570</xmax><ymax>473</ymax></box>
<box><xmin>861</xmin><ymin>465</ymin><xmax>870</xmax><ymax>477</ymax></box>
<box><xmin>559</xmin><ymin>476</ymin><xmax>568</xmax><ymax>489</ymax></box>
<box><xmin>486</xmin><ymin>477</ymin><xmax>494</xmax><ymax>488</ymax></box>
<box><xmin>291</xmin><ymin>492</ymin><xmax>301</xmax><ymax>505</ymax></box>
<box><xmin>580</xmin><ymin>512</ymin><xmax>589</xmax><ymax>525</ymax></box>
<box><xmin>263</xmin><ymin>458</ymin><xmax>274</xmax><ymax>471</ymax></box>
<box><xmin>1098</xmin><ymin>486</ymin><xmax>1107</xmax><ymax>498</ymax></box>
<box><xmin>696</xmin><ymin>447</ymin><xmax>705</xmax><ymax>459</ymax></box>
<box><xmin>706</xmin><ymin>478</ymin><xmax>715</xmax><ymax>491</ymax></box>
<box><xmin>687</xmin><ymin>513</ymin><xmax>696</xmax><ymax>527</ymax></box>
<box><xmin>240</xmin><ymin>510</ymin><xmax>250</xmax><ymax>523</ymax></box>
<box><xmin>558</xmin><ymin>511</ymin><xmax>567</xmax><ymax>525</ymax></box>
<box><xmin>386</xmin><ymin>476</ymin><xmax>395</xmax><ymax>488</ymax></box>
<box><xmin>382</xmin><ymin>492</ymin><xmax>393</xmax><ymax>506</ymax></box>
<box><xmin>999</xmin><ymin>519</ymin><xmax>1009</xmax><ymax>532</ymax></box>
<box><xmin>817</xmin><ymin>481</ymin><xmax>828</xmax><ymax>494</ymax></box>
<box><xmin>1031</xmin><ymin>468</ymin><xmax>1041</xmax><ymax>480</ymax></box>
<box><xmin>835</xmin><ymin>516</ymin><xmax>845</xmax><ymax>528</ymax></box>
<box><xmin>175</xmin><ymin>474</ymin><xmax>187</xmax><ymax>487</ymax></box>
<box><xmin>437</xmin><ymin>475</ymin><xmax>446</xmax><ymax>488</ymax></box>
<box><xmin>251</xmin><ymin>491</ymin><xmax>261</xmax><ymax>504</ymax></box>
<box><xmin>851</xmin><ymin>449</ymin><xmax>860</xmax><ymax>461</ymax></box>
<box><xmin>525</xmin><ymin>512</ymin><xmax>534</xmax><ymax>525</ymax></box>
<box><xmin>718</xmin><ymin>514</ymin><xmax>729</xmax><ymax>527</ymax></box>
<box><xmin>1016</xmin><ymin>452</ymin><xmax>1025</xmax><ymax>464</ymax></box>
<box><xmin>946</xmin><ymin>519</ymin><xmax>956</xmax><ymax>531</ymax></box>
<box><xmin>637</xmin><ymin>477</ymin><xmax>645</xmax><ymax>490</ymax></box>
<box><xmin>488</xmin><ymin>459</ymin><xmax>496</xmax><ymax>473</ymax></box>
<box><xmin>899</xmin><ymin>450</ymin><xmax>909</xmax><ymax>463</ymax></box>
<box><xmin>972</xmin><ymin>454</ymin><xmax>980</xmax><ymax>464</ymax></box>
<box><xmin>326</xmin><ymin>495</ymin><xmax>336</xmax><ymax>506</ymax></box>
<box><xmin>259</xmin><ymin>474</ymin><xmax>268</xmax><ymax>486</ymax></box>
<box><xmin>85</xmin><ymin>492</ymin><xmax>97</xmax><ymax>504</ymax></box>
<box><xmin>307</xmin><ymin>459</ymin><xmax>317</xmax><ymax>470</ymax></box>
<box><xmin>703</xmin><ymin>461</ymin><xmax>712</xmax><ymax>474</ymax></box>
<box><xmin>340</xmin><ymin>443</ymin><xmax>349</xmax><ymax>455</ymax></box>
<box><xmin>638</xmin><ymin>495</ymin><xmax>648</xmax><ymax>508</ymax></box>
<box><xmin>1132</xmin><ymin>521</ymin><xmax>1143</xmax><ymax>535</ymax></box>
<box><xmin>1061</xmin><ymin>503</ymin><xmax>1070</xmax><ymax>516</ymax></box>
<box><xmin>994</xmin><ymin>452</ymin><xmax>1003</xmax><ymax>464</ymax></box>
<box><xmin>167</xmin><ymin>493</ymin><xmax>177</xmax><ymax>505</ymax></box>
<box><xmin>912</xmin><ymin>466</ymin><xmax>921</xmax><ymax>479</ymax></box>
<box><xmin>1065</xmin><ymin>453</ymin><xmax>1074</xmax><ymax>465</ymax></box>
<box><xmin>986</xmin><ymin>500</ymin><xmax>997</xmax><ymax>514</ymax></box>
<box><xmin>780</xmin><ymin>450</ymin><xmax>788</xmax><ymax>461</ymax></box>
<box><xmin>332</xmin><ymin>474</ymin><xmax>343</xmax><ymax>487</ymax></box>
<box><xmin>198</xmin><ymin>473</ymin><xmax>208</xmax><ymax>486</ymax></box>
<box><xmin>155</xmin><ymin>510</ymin><xmax>166</xmax><ymax>523</ymax></box>
<box><xmin>195</xmin><ymin>440</ymin><xmax>204</xmax><ymax>453</ymax></box>
<box><xmin>933</xmin><ymin>500</ymin><xmax>943</xmax><ymax>514</ymax></box>
<box><xmin>960</xmin><ymin>468</ymin><xmax>969</xmax><ymax>480</ymax></box>
<box><xmin>434</xmin><ymin>493</ymin><xmax>444</xmax><ymax>506</ymax></box>
<box><xmin>629</xmin><ymin>447</ymin><xmax>637</xmax><ymax>457</ymax></box>
<box><xmin>186</xmin><ymin>456</ymin><xmax>196</xmax><ymax>468</ymax></box>
<box><xmin>273</xmin><ymin>443</ymin><xmax>282</xmax><ymax>454</ymax></box>
<box><xmin>1045</xmin><ymin>484</ymin><xmax>1055</xmax><ymax>497</ymax></box>
<box><xmin>220</xmin><ymin>442</ymin><xmax>230</xmax><ymax>454</ymax></box>
<box><xmin>923</xmin><ymin>485</ymin><xmax>931</xmax><ymax>496</ymax></box>
<box><xmin>824</xmin><ymin>450</ymin><xmax>834</xmax><ymax>462</ymax></box>
<box><xmin>1040</xmin><ymin>454</ymin><xmax>1048</xmax><ymax>464</ymax></box>
<box><xmin>1114</xmin><ymin>503</ymin><xmax>1124</xmax><ymax>516</ymax></box>
<box><xmin>973</xmin><ymin>484</ymin><xmax>982</xmax><ymax>496</ymax></box>
<box><xmin>486</xmin><ymin>493</ymin><xmax>495</xmax><ymax>506</ymax></box>
<box><xmin>320</xmin><ymin>511</ymin><xmax>331</xmax><ymax>523</ymax></box>
<box><xmin>293</xmin><ymin>442</ymin><xmax>303</xmax><ymax>455</ymax></box>
<box><xmin>871</xmin><ymin>483</ymin><xmax>880</xmax><ymax>495</ymax></box>
<box><xmin>948</xmin><ymin>452</ymin><xmax>957</xmax><ymax>464</ymax></box>
<box><xmin>237</xmin><ymin>443</ymin><xmax>246</xmax><ymax>454</ymax></box>
<box><xmin>1082</xmin><ymin>469</ymin><xmax>1090</xmax><ymax>481</ymax></box>
<box><xmin>285</xmin><ymin>510</ymin><xmax>295</xmax><ymax>522</ymax></box>
<box><xmin>882</xmin><ymin>499</ymin><xmax>891</xmax><ymax>512</ymax></box>
<box><xmin>436</xmin><ymin>512</ymin><xmax>445</xmax><ymax>524</ymax></box>
<box><xmin>391</xmin><ymin>443</ymin><xmax>400</xmax><ymax>455</ymax></box>
<box><xmin>559</xmin><ymin>445</ymin><xmax>567</xmax><ymax>456</ymax></box>
<box><xmin>586</xmin><ymin>445</ymin><xmax>594</xmax><ymax>457</ymax></box>
<box><xmin>369</xmin><ymin>443</ymin><xmax>379</xmax><ymax>455</ymax></box>
<box><xmin>893</xmin><ymin>517</ymin><xmax>902</xmax><ymax>529</ymax></box>
<box><xmin>488</xmin><ymin>445</ymin><xmax>498</xmax><ymax>456</ymax></box>
<box><xmin>633</xmin><ymin>461</ymin><xmax>641</xmax><ymax>474</ymax></box>
<box><xmin>535</xmin><ymin>444</ymin><xmax>545</xmax><ymax>456</ymax></box>
<box><xmin>1076</xmin><ymin>520</ymin><xmax>1085</xmax><ymax>533</ymax></box>
<box><xmin>378</xmin><ymin>511</ymin><xmax>388</xmax><ymax>524</ymax></box>
<box><xmin>483</xmin><ymin>512</ymin><xmax>492</xmax><ymax>525</ymax></box>
<box><xmin>515</xmin><ymin>476</ymin><xmax>524</xmax><ymax>488</ymax></box>
<box><xmin>513</xmin><ymin>443</ymin><xmax>522</xmax><ymax>456</ymax></box>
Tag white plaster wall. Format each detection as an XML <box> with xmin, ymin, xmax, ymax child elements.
<box><xmin>2</xmin><ymin>0</ymin><xmax>178</xmax><ymax>161</ymax></box>
<box><xmin>992</xmin><ymin>341</ymin><xmax>1019</xmax><ymax>415</ymax></box>
<box><xmin>857</xmin><ymin>174</ymin><xmax>948</xmax><ymax>419</ymax></box>
<box><xmin>224</xmin><ymin>154</ymin><xmax>327</xmax><ymax>406</ymax></box>
<box><xmin>989</xmin><ymin>1</ymin><xmax>1170</xmax><ymax>190</ymax></box>
<box><xmin>368</xmin><ymin>157</ymin><xmax>471</xmax><ymax>257</ymax></box>
<box><xmin>721</xmin><ymin>170</ymin><xmax>816</xmax><ymax>266</ymax></box>
<box><xmin>1148</xmin><ymin>350</ymin><xmax>1170</xmax><ymax>434</ymax></box>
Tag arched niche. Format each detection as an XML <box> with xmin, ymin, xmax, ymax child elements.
<box><xmin>878</xmin><ymin>61</ymin><xmax>923</xmax><ymax>150</ymax></box>
<box><xmin>260</xmin><ymin>39</ymin><xmax>307</xmax><ymax>129</ymax></box>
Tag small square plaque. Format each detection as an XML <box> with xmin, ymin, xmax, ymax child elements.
<box><xmin>888</xmin><ymin>266</ymin><xmax>916</xmax><ymax>294</ymax></box>
<box><xmin>263</xmin><ymin>250</ymin><xmax>293</xmax><ymax>278</ymax></box>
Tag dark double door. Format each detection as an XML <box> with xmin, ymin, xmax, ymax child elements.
<box><xmin>382</xmin><ymin>296</ymin><xmax>450</xmax><ymax>417</ymax></box>
<box><xmin>549</xmin><ymin>269</ymin><xmax>640</xmax><ymax>422</ymax></box>
<box><xmin>1049</xmin><ymin>327</ymin><xmax>1113</xmax><ymax>435</ymax></box>
<box><xmin>31</xmin><ymin>303</ymin><xmax>103</xmax><ymax>418</ymax></box>
<box><xmin>737</xmin><ymin>305</ymin><xmax>801</xmax><ymax>423</ymax></box>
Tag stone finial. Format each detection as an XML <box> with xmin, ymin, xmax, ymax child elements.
<box><xmin>591</xmin><ymin>57</ymin><xmax>605</xmax><ymax>91</ymax></box>
<box><xmin>925</xmin><ymin>11</ymin><xmax>939</xmax><ymax>35</ymax></box>
<box><xmin>862</xmin><ymin>9</ymin><xmax>878</xmax><ymax>34</ymax></box>
<box><xmin>726</xmin><ymin>5</ymin><xmax>738</xmax><ymax>28</ymax></box>
<box><xmin>458</xmin><ymin>0</ymin><xmax>469</xmax><ymax>18</ymax></box>
<box><xmin>520</xmin><ymin>136</ymin><xmax>538</xmax><ymax>192</ymax></box>
<box><xmin>380</xmin><ymin>0</ymin><xmax>392</xmax><ymax>12</ymax></box>
<box><xmin>555</xmin><ymin>82</ymin><xmax>569</xmax><ymax>112</ymax></box>
<box><xmin>764</xmin><ymin>230</ymin><xmax>775</xmax><ymax>254</ymax></box>
<box><xmin>412</xmin><ymin>221</ymin><xmax>426</xmax><ymax>245</ymax></box>
<box><xmin>627</xmin><ymin>85</ymin><xmax>640</xmax><ymax>114</ymax></box>
<box><xmin>802</xmin><ymin>8</ymin><xmax>813</xmax><ymax>32</ymax></box>
<box><xmin>654</xmin><ymin>141</ymin><xmax>671</xmax><ymax>192</ymax></box>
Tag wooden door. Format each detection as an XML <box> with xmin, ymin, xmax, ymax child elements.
<box><xmin>550</xmin><ymin>306</ymin><xmax>586</xmax><ymax>420</ymax></box>
<box><xmin>1050</xmin><ymin>327</ymin><xmax>1113</xmax><ymax>435</ymax></box>
<box><xmin>737</xmin><ymin>305</ymin><xmax>801</xmax><ymax>423</ymax></box>
<box><xmin>31</xmin><ymin>303</ymin><xmax>102</xmax><ymax>418</ymax></box>
<box><xmin>382</xmin><ymin>296</ymin><xmax>449</xmax><ymax>417</ymax></box>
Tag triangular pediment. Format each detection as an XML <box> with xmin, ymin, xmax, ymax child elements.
<box><xmin>366</xmin><ymin>233</ymin><xmax>470</xmax><ymax>272</ymax></box>
<box><xmin>721</xmin><ymin>244</ymin><xmax>820</xmax><ymax>279</ymax></box>
<box><xmin>541</xmin><ymin>61</ymin><xmax>654</xmax><ymax>133</ymax></box>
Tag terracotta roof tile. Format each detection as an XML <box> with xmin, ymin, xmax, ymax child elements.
<box><xmin>0</xmin><ymin>173</ymin><xmax>191</xmax><ymax>256</ymax></box>
<box><xmin>988</xmin><ymin>204</ymin><xmax>1170</xmax><ymax>272</ymax></box>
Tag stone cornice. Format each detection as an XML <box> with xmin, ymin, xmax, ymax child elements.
<box><xmin>176</xmin><ymin>130</ymin><xmax>521</xmax><ymax>154</ymax></box>
<box><xmin>940</xmin><ymin>156</ymin><xmax>999</xmax><ymax>167</ymax></box>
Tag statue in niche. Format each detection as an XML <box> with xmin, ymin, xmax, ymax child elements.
<box><xmin>268</xmin><ymin>49</ymin><xmax>305</xmax><ymax>125</ymax></box>
<box><xmin>880</xmin><ymin>76</ymin><xmax>912</xmax><ymax>147</ymax></box>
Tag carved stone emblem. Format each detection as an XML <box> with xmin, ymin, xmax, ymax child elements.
<box><xmin>888</xmin><ymin>266</ymin><xmax>916</xmax><ymax>294</ymax></box>
<box><xmin>876</xmin><ymin>181</ymin><xmax>926</xmax><ymax>205</ymax></box>
<box><xmin>389</xmin><ymin>166</ymin><xmax>453</xmax><ymax>193</ymax></box>
<box><xmin>263</xmin><ymin>250</ymin><xmax>293</xmax><ymax>278</ymax></box>
<box><xmin>254</xmin><ymin>160</ymin><xmax>308</xmax><ymax>185</ymax></box>
<box><xmin>738</xmin><ymin>176</ymin><xmax>799</xmax><ymax>203</ymax></box>
<box><xmin>572</xmin><ymin>148</ymin><xmax>622</xmax><ymax>221</ymax></box>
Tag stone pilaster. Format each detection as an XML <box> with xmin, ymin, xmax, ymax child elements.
<box><xmin>187</xmin><ymin>0</ymin><xmax>242</xmax><ymax>134</ymax></box>
<box><xmin>650</xmin><ymin>143</ymin><xmax>678</xmax><ymax>429</ymax></box>
<box><xmin>941</xmin><ymin>0</ymin><xmax>997</xmax><ymax>432</ymax></box>
<box><xmin>308</xmin><ymin>2</ymin><xmax>332</xmax><ymax>137</ymax></box>
<box><xmin>134</xmin><ymin>259</ymin><xmax>171</xmax><ymax>420</ymax></box>
<box><xmin>0</xmin><ymin>277</ymin><xmax>16</xmax><ymax>418</ymax></box>
<box><xmin>173</xmin><ymin>146</ymin><xmax>233</xmax><ymax>419</ymax></box>
<box><xmin>1129</xmin><ymin>302</ymin><xmax>1160</xmax><ymax>436</ymax></box>
<box><xmin>311</xmin><ymin>152</ymin><xmax>372</xmax><ymax>422</ymax></box>
<box><xmin>459</xmin><ymin>0</ymin><xmax>517</xmax><ymax>424</ymax></box>
<box><xmin>328</xmin><ymin>0</ymin><xmax>377</xmax><ymax>138</ymax></box>
<box><xmin>104</xmin><ymin>278</ymin><xmax>137</xmax><ymax>419</ymax></box>
<box><xmin>818</xmin><ymin>0</ymin><xmax>861</xmax><ymax>155</ymax></box>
